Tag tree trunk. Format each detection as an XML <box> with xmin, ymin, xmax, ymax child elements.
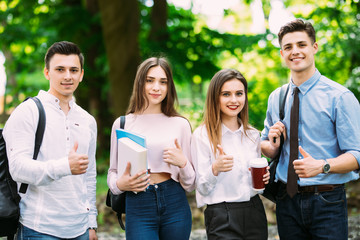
<box><xmin>97</xmin><ymin>0</ymin><xmax>140</xmax><ymax>117</ymax></box>
<box><xmin>149</xmin><ymin>0</ymin><xmax>168</xmax><ymax>42</ymax></box>
<box><xmin>82</xmin><ymin>0</ymin><xmax>113</xmax><ymax>159</ymax></box>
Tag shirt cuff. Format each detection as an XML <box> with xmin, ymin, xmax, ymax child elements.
<box><xmin>348</xmin><ymin>150</ymin><xmax>360</xmax><ymax>171</ymax></box>
<box><xmin>88</xmin><ymin>214</ymin><xmax>97</xmax><ymax>228</ymax></box>
<box><xmin>48</xmin><ymin>157</ymin><xmax>71</xmax><ymax>179</ymax></box>
<box><xmin>205</xmin><ymin>165</ymin><xmax>217</xmax><ymax>185</ymax></box>
<box><xmin>179</xmin><ymin>160</ymin><xmax>194</xmax><ymax>178</ymax></box>
<box><xmin>109</xmin><ymin>176</ymin><xmax>124</xmax><ymax>195</ymax></box>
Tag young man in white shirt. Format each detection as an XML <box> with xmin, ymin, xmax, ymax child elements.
<box><xmin>3</xmin><ymin>41</ymin><xmax>98</xmax><ymax>240</ymax></box>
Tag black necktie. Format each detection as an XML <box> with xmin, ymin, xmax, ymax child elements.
<box><xmin>287</xmin><ymin>87</ymin><xmax>299</xmax><ymax>198</ymax></box>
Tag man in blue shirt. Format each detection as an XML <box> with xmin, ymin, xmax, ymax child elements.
<box><xmin>261</xmin><ymin>19</ymin><xmax>360</xmax><ymax>239</ymax></box>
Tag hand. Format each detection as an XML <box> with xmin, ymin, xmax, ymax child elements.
<box><xmin>263</xmin><ymin>166</ymin><xmax>270</xmax><ymax>184</ymax></box>
<box><xmin>268</xmin><ymin>121</ymin><xmax>287</xmax><ymax>149</ymax></box>
<box><xmin>89</xmin><ymin>229</ymin><xmax>98</xmax><ymax>240</ymax></box>
<box><xmin>116</xmin><ymin>162</ymin><xmax>150</xmax><ymax>192</ymax></box>
<box><xmin>68</xmin><ymin>141</ymin><xmax>89</xmax><ymax>175</ymax></box>
<box><xmin>212</xmin><ymin>145</ymin><xmax>234</xmax><ymax>176</ymax></box>
<box><xmin>293</xmin><ymin>146</ymin><xmax>323</xmax><ymax>178</ymax></box>
<box><xmin>163</xmin><ymin>139</ymin><xmax>187</xmax><ymax>168</ymax></box>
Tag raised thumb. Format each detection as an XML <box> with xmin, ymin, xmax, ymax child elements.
<box><xmin>174</xmin><ymin>138</ymin><xmax>181</xmax><ymax>150</ymax></box>
<box><xmin>123</xmin><ymin>162</ymin><xmax>131</xmax><ymax>175</ymax></box>
<box><xmin>299</xmin><ymin>146</ymin><xmax>310</xmax><ymax>158</ymax></box>
<box><xmin>72</xmin><ymin>141</ymin><xmax>78</xmax><ymax>153</ymax></box>
<box><xmin>217</xmin><ymin>145</ymin><xmax>225</xmax><ymax>155</ymax></box>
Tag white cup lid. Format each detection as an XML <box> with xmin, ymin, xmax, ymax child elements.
<box><xmin>250</xmin><ymin>158</ymin><xmax>268</xmax><ymax>168</ymax></box>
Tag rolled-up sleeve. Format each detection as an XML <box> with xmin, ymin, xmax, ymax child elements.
<box><xmin>336</xmin><ymin>92</ymin><xmax>360</xmax><ymax>167</ymax></box>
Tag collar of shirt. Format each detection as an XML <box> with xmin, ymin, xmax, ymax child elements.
<box><xmin>221</xmin><ymin>121</ymin><xmax>244</xmax><ymax>136</ymax></box>
<box><xmin>39</xmin><ymin>90</ymin><xmax>75</xmax><ymax>110</ymax></box>
<box><xmin>290</xmin><ymin>69</ymin><xmax>321</xmax><ymax>96</ymax></box>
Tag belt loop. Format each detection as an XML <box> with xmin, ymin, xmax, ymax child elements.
<box><xmin>314</xmin><ymin>186</ymin><xmax>318</xmax><ymax>193</ymax></box>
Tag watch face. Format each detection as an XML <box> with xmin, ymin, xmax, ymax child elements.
<box><xmin>323</xmin><ymin>164</ymin><xmax>330</xmax><ymax>173</ymax></box>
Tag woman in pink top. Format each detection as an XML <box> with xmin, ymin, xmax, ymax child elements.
<box><xmin>107</xmin><ymin>57</ymin><xmax>195</xmax><ymax>240</ymax></box>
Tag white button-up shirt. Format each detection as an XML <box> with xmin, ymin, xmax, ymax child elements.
<box><xmin>3</xmin><ymin>90</ymin><xmax>97</xmax><ymax>238</ymax></box>
<box><xmin>191</xmin><ymin>123</ymin><xmax>260</xmax><ymax>208</ymax></box>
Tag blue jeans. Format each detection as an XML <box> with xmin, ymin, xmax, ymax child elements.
<box><xmin>276</xmin><ymin>183</ymin><xmax>347</xmax><ymax>240</ymax></box>
<box><xmin>17</xmin><ymin>224</ymin><xmax>89</xmax><ymax>240</ymax></box>
<box><xmin>125</xmin><ymin>179</ymin><xmax>192</xmax><ymax>240</ymax></box>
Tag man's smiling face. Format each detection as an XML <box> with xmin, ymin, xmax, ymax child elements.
<box><xmin>280</xmin><ymin>31</ymin><xmax>318</xmax><ymax>74</ymax></box>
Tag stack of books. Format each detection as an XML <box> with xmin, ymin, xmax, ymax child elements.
<box><xmin>116</xmin><ymin>129</ymin><xmax>148</xmax><ymax>177</ymax></box>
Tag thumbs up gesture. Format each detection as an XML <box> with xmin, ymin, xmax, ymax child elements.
<box><xmin>212</xmin><ymin>145</ymin><xmax>234</xmax><ymax>176</ymax></box>
<box><xmin>293</xmin><ymin>146</ymin><xmax>324</xmax><ymax>178</ymax></box>
<box><xmin>116</xmin><ymin>162</ymin><xmax>150</xmax><ymax>192</ymax></box>
<box><xmin>163</xmin><ymin>138</ymin><xmax>188</xmax><ymax>168</ymax></box>
<box><xmin>68</xmin><ymin>141</ymin><xmax>89</xmax><ymax>175</ymax></box>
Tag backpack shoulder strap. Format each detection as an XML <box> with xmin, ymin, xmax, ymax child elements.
<box><xmin>119</xmin><ymin>115</ymin><xmax>125</xmax><ymax>129</ymax></box>
<box><xmin>279</xmin><ymin>83</ymin><xmax>290</xmax><ymax>121</ymax></box>
<box><xmin>19</xmin><ymin>97</ymin><xmax>46</xmax><ymax>194</ymax></box>
<box><xmin>275</xmin><ymin>83</ymin><xmax>290</xmax><ymax>152</ymax></box>
<box><xmin>118</xmin><ymin>115</ymin><xmax>126</xmax><ymax>230</ymax></box>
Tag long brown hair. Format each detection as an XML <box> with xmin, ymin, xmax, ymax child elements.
<box><xmin>204</xmin><ymin>69</ymin><xmax>252</xmax><ymax>155</ymax></box>
<box><xmin>126</xmin><ymin>57</ymin><xmax>179</xmax><ymax>117</ymax></box>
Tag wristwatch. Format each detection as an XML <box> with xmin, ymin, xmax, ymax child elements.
<box><xmin>323</xmin><ymin>159</ymin><xmax>330</xmax><ymax>174</ymax></box>
<box><xmin>88</xmin><ymin>227</ymin><xmax>97</xmax><ymax>232</ymax></box>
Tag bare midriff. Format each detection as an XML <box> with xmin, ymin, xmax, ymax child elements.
<box><xmin>150</xmin><ymin>172</ymin><xmax>171</xmax><ymax>185</ymax></box>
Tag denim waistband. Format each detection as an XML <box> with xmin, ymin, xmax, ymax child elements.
<box><xmin>146</xmin><ymin>178</ymin><xmax>178</xmax><ymax>192</ymax></box>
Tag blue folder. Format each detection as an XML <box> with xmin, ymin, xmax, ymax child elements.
<box><xmin>116</xmin><ymin>128</ymin><xmax>146</xmax><ymax>148</ymax></box>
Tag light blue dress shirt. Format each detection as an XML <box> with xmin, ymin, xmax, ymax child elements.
<box><xmin>261</xmin><ymin>69</ymin><xmax>360</xmax><ymax>186</ymax></box>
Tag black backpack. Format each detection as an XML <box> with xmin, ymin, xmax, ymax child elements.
<box><xmin>106</xmin><ymin>115</ymin><xmax>126</xmax><ymax>230</ymax></box>
<box><xmin>0</xmin><ymin>97</ymin><xmax>46</xmax><ymax>239</ymax></box>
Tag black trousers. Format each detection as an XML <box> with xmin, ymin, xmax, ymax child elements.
<box><xmin>204</xmin><ymin>195</ymin><xmax>268</xmax><ymax>240</ymax></box>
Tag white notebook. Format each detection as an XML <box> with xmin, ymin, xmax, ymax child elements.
<box><xmin>117</xmin><ymin>137</ymin><xmax>148</xmax><ymax>177</ymax></box>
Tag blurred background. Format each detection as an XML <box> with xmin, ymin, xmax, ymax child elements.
<box><xmin>0</xmin><ymin>0</ymin><xmax>359</xmax><ymax>235</ymax></box>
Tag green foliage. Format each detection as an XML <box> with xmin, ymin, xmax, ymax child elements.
<box><xmin>289</xmin><ymin>0</ymin><xmax>360</xmax><ymax>101</ymax></box>
<box><xmin>1</xmin><ymin>0</ymin><xmax>360</xmax><ymax>233</ymax></box>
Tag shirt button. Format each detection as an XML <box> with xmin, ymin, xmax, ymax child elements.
<box><xmin>67</xmin><ymin>137</ymin><xmax>69</xmax><ymax>141</ymax></box>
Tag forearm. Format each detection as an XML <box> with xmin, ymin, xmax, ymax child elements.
<box><xmin>179</xmin><ymin>161</ymin><xmax>196</xmax><ymax>192</ymax></box>
<box><xmin>261</xmin><ymin>140</ymin><xmax>280</xmax><ymax>159</ymax></box>
<box><xmin>9</xmin><ymin>154</ymin><xmax>70</xmax><ymax>185</ymax></box>
<box><xmin>196</xmin><ymin>165</ymin><xmax>217</xmax><ymax>196</ymax></box>
<box><xmin>328</xmin><ymin>153</ymin><xmax>359</xmax><ymax>174</ymax></box>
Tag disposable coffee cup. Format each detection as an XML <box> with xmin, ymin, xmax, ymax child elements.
<box><xmin>250</xmin><ymin>158</ymin><xmax>268</xmax><ymax>191</ymax></box>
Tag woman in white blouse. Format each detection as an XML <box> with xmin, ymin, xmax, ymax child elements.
<box><xmin>191</xmin><ymin>69</ymin><xmax>270</xmax><ymax>239</ymax></box>
<box><xmin>107</xmin><ymin>57</ymin><xmax>195</xmax><ymax>240</ymax></box>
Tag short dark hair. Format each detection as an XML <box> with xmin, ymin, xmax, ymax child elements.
<box><xmin>44</xmin><ymin>41</ymin><xmax>84</xmax><ymax>70</ymax></box>
<box><xmin>278</xmin><ymin>19</ymin><xmax>316</xmax><ymax>47</ymax></box>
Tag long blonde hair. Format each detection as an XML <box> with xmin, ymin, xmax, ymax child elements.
<box><xmin>126</xmin><ymin>57</ymin><xmax>179</xmax><ymax>117</ymax></box>
<box><xmin>204</xmin><ymin>69</ymin><xmax>251</xmax><ymax>155</ymax></box>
